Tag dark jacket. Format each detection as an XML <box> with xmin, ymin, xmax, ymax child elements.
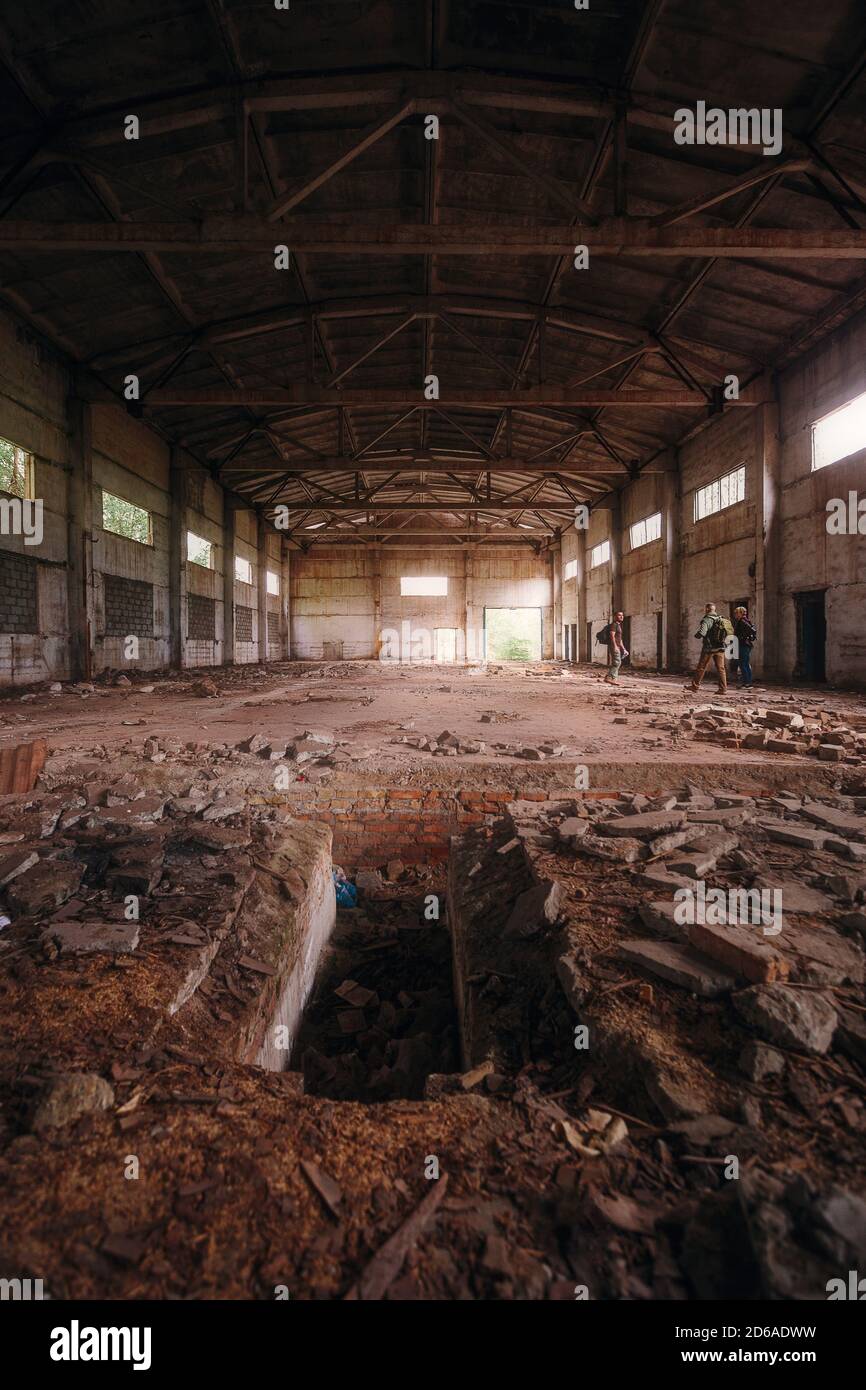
<box><xmin>734</xmin><ymin>616</ymin><xmax>755</xmax><ymax>647</ymax></box>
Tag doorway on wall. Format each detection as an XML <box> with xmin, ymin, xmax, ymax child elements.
<box><xmin>656</xmin><ymin>611</ymin><xmax>664</xmax><ymax>670</ymax></box>
<box><xmin>794</xmin><ymin>591</ymin><xmax>827</xmax><ymax>682</ymax></box>
<box><xmin>620</xmin><ymin>616</ymin><xmax>632</xmax><ymax>667</ymax></box>
<box><xmin>585</xmin><ymin>621</ymin><xmax>593</xmax><ymax>663</ymax></box>
<box><xmin>434</xmin><ymin>628</ymin><xmax>457</xmax><ymax>663</ymax></box>
<box><xmin>483</xmin><ymin>607</ymin><xmax>542</xmax><ymax>661</ymax></box>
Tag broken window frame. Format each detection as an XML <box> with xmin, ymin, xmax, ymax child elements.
<box><xmin>588</xmin><ymin>540</ymin><xmax>610</xmax><ymax>569</ymax></box>
<box><xmin>101</xmin><ymin>489</ymin><xmax>153</xmax><ymax>546</ymax></box>
<box><xmin>0</xmin><ymin>436</ymin><xmax>35</xmax><ymax>500</ymax></box>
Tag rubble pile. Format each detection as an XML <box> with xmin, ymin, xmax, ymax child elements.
<box><xmin>391</xmin><ymin>728</ymin><xmax>569</xmax><ymax>761</ymax></box>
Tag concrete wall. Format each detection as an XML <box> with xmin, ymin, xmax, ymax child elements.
<box><xmin>91</xmin><ymin>406</ymin><xmax>171</xmax><ymax>673</ymax></box>
<box><xmin>0</xmin><ymin>312</ymin><xmax>70</xmax><ymax>686</ymax></box>
<box><xmin>183</xmin><ymin>468</ymin><xmax>226</xmax><ymax>668</ymax></box>
<box><xmin>778</xmin><ymin>315</ymin><xmax>866</xmax><ymax>684</ymax></box>
<box><xmin>290</xmin><ymin>547</ymin><xmax>554</xmax><ymax>661</ymax></box>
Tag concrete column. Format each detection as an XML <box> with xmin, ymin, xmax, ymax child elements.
<box><xmin>371</xmin><ymin>547</ymin><xmax>382</xmax><ymax>658</ymax></box>
<box><xmin>550</xmin><ymin>546</ymin><xmax>561</xmax><ymax>659</ymax></box>
<box><xmin>168</xmin><ymin>446</ymin><xmax>184</xmax><ymax>669</ymax></box>
<box><xmin>608</xmin><ymin>490</ymin><xmax>623</xmax><ymax>616</ymax></box>
<box><xmin>67</xmin><ymin>398</ymin><xmax>95</xmax><ymax>681</ymax></box>
<box><xmin>280</xmin><ymin>538</ymin><xmax>291</xmax><ymax>659</ymax></box>
<box><xmin>754</xmin><ymin>374</ymin><xmax>782</xmax><ymax>679</ymax></box>
<box><xmin>576</xmin><ymin>526</ymin><xmax>588</xmax><ymax>661</ymax></box>
<box><xmin>464</xmin><ymin>549</ymin><xmax>474</xmax><ymax>659</ymax></box>
<box><xmin>661</xmin><ymin>450</ymin><xmax>682</xmax><ymax>671</ymax></box>
<box><xmin>257</xmin><ymin>512</ymin><xmax>269</xmax><ymax>663</ymax></box>
<box><xmin>222</xmin><ymin>498</ymin><xmax>236</xmax><ymax>666</ymax></box>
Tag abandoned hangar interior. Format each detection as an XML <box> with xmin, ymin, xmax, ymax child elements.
<box><xmin>0</xmin><ymin>0</ymin><xmax>866</xmax><ymax>1313</ymax></box>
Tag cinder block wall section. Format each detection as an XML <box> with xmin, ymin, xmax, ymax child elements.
<box><xmin>0</xmin><ymin>312</ymin><xmax>70</xmax><ymax>686</ymax></box>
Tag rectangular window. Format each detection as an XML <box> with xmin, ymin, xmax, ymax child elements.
<box><xmin>102</xmin><ymin>490</ymin><xmax>152</xmax><ymax>545</ymax></box>
<box><xmin>694</xmin><ymin>466</ymin><xmax>745</xmax><ymax>522</ymax></box>
<box><xmin>629</xmin><ymin>511</ymin><xmax>662</xmax><ymax>550</ymax></box>
<box><xmin>589</xmin><ymin>540</ymin><xmax>610</xmax><ymax>569</ymax></box>
<box><xmin>0</xmin><ymin>437</ymin><xmax>34</xmax><ymax>499</ymax></box>
<box><xmin>234</xmin><ymin>555</ymin><xmax>253</xmax><ymax>585</ymax></box>
<box><xmin>812</xmin><ymin>390</ymin><xmax>866</xmax><ymax>471</ymax></box>
<box><xmin>186</xmin><ymin>531</ymin><xmax>213</xmax><ymax>568</ymax></box>
<box><xmin>563</xmin><ymin>558</ymin><xmax>578</xmax><ymax>581</ymax></box>
<box><xmin>401</xmin><ymin>575</ymin><xmax>448</xmax><ymax>596</ymax></box>
<box><xmin>267</xmin><ymin>569</ymin><xmax>280</xmax><ymax>596</ymax></box>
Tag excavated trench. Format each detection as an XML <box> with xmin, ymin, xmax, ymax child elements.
<box><xmin>291</xmin><ymin>891</ymin><xmax>459</xmax><ymax>1101</ymax></box>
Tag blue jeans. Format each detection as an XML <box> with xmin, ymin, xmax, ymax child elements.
<box><xmin>738</xmin><ymin>644</ymin><xmax>753</xmax><ymax>684</ymax></box>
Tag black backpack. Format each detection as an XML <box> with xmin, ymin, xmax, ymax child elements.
<box><xmin>596</xmin><ymin>622</ymin><xmax>612</xmax><ymax>646</ymax></box>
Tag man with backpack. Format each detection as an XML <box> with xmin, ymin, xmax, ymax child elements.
<box><xmin>598</xmin><ymin>610</ymin><xmax>628</xmax><ymax>684</ymax></box>
<box><xmin>733</xmin><ymin>605</ymin><xmax>757</xmax><ymax>686</ymax></box>
<box><xmin>685</xmin><ymin>602</ymin><xmax>732</xmax><ymax>694</ymax></box>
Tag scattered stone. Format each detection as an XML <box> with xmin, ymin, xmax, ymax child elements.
<box><xmin>738</xmin><ymin>1040</ymin><xmax>786</xmax><ymax>1081</ymax></box>
<box><xmin>732</xmin><ymin>984</ymin><xmax>837</xmax><ymax>1054</ymax></box>
<box><xmin>504</xmin><ymin>879</ymin><xmax>563</xmax><ymax>939</ymax></box>
<box><xmin>32</xmin><ymin>1073</ymin><xmax>115</xmax><ymax>1131</ymax></box>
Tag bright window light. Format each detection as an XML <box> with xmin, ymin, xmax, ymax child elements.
<box><xmin>630</xmin><ymin>511</ymin><xmax>662</xmax><ymax>550</ymax></box>
<box><xmin>102</xmin><ymin>490</ymin><xmax>152</xmax><ymax>545</ymax></box>
<box><xmin>0</xmin><ymin>436</ymin><xmax>33</xmax><ymax>499</ymax></box>
<box><xmin>401</xmin><ymin>575</ymin><xmax>448</xmax><ymax>596</ymax></box>
<box><xmin>267</xmin><ymin>569</ymin><xmax>280</xmax><ymax>595</ymax></box>
<box><xmin>694</xmin><ymin>466</ymin><xmax>745</xmax><ymax>522</ymax></box>
<box><xmin>589</xmin><ymin>540</ymin><xmax>610</xmax><ymax>569</ymax></box>
<box><xmin>186</xmin><ymin>531</ymin><xmax>212</xmax><ymax>568</ymax></box>
<box><xmin>234</xmin><ymin>555</ymin><xmax>252</xmax><ymax>585</ymax></box>
<box><xmin>563</xmin><ymin>558</ymin><xmax>578</xmax><ymax>581</ymax></box>
<box><xmin>813</xmin><ymin>390</ymin><xmax>866</xmax><ymax>470</ymax></box>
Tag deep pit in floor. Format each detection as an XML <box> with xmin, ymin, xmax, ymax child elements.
<box><xmin>291</xmin><ymin>888</ymin><xmax>460</xmax><ymax>1100</ymax></box>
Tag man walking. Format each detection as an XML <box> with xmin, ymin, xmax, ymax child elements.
<box><xmin>685</xmin><ymin>602</ymin><xmax>730</xmax><ymax>694</ymax></box>
<box><xmin>733</xmin><ymin>605</ymin><xmax>756</xmax><ymax>686</ymax></box>
<box><xmin>604</xmin><ymin>610</ymin><xmax>628</xmax><ymax>684</ymax></box>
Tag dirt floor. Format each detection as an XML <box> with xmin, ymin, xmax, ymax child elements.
<box><xmin>0</xmin><ymin>658</ymin><xmax>864</xmax><ymax>1301</ymax></box>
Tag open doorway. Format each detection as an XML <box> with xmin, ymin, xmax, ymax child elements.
<box><xmin>434</xmin><ymin>628</ymin><xmax>457</xmax><ymax>662</ymax></box>
<box><xmin>620</xmin><ymin>616</ymin><xmax>632</xmax><ymax>668</ymax></box>
<box><xmin>484</xmin><ymin>607</ymin><xmax>542</xmax><ymax>661</ymax></box>
<box><xmin>794</xmin><ymin>591</ymin><xmax>827</xmax><ymax>681</ymax></box>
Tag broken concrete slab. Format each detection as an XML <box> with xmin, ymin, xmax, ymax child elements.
<box><xmin>6</xmin><ymin>859</ymin><xmax>83</xmax><ymax>914</ymax></box>
<box><xmin>618</xmin><ymin>938</ymin><xmax>735</xmax><ymax>996</ymax></box>
<box><xmin>687</xmin><ymin>919</ymin><xmax>789</xmax><ymax>984</ymax></box>
<box><xmin>732</xmin><ymin>984</ymin><xmax>837</xmax><ymax>1054</ymax></box>
<box><xmin>43</xmin><ymin>920</ymin><xmax>141</xmax><ymax>955</ymax></box>
<box><xmin>599</xmin><ymin>809</ymin><xmax>688</xmax><ymax>839</ymax></box>
<box><xmin>504</xmin><ymin>879</ymin><xmax>563</xmax><ymax>939</ymax></box>
<box><xmin>0</xmin><ymin>849</ymin><xmax>39</xmax><ymax>886</ymax></box>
